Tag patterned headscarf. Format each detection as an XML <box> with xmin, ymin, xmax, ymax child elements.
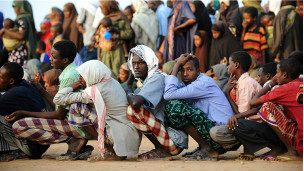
<box><xmin>127</xmin><ymin>45</ymin><xmax>159</xmax><ymax>81</ymax></box>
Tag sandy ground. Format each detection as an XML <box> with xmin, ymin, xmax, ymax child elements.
<box><xmin>0</xmin><ymin>137</ymin><xmax>302</xmax><ymax>171</ymax></box>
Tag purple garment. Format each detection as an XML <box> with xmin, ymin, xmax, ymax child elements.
<box><xmin>164</xmin><ymin>74</ymin><xmax>234</xmax><ymax>126</ymax></box>
<box><xmin>163</xmin><ymin>2</ymin><xmax>197</xmax><ymax>62</ymax></box>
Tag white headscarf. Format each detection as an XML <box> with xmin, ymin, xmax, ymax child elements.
<box><xmin>76</xmin><ymin>60</ymin><xmax>112</xmax><ymax>158</ymax></box>
<box><xmin>127</xmin><ymin>45</ymin><xmax>159</xmax><ymax>81</ymax></box>
<box><xmin>82</xmin><ymin>0</ymin><xmax>99</xmax><ymax>15</ymax></box>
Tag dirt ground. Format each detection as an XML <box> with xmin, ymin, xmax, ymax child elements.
<box><xmin>1</xmin><ymin>137</ymin><xmax>302</xmax><ymax>171</ymax></box>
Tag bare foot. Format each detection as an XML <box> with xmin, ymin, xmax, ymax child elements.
<box><xmin>200</xmin><ymin>147</ymin><xmax>219</xmax><ymax>158</ymax></box>
<box><xmin>259</xmin><ymin>145</ymin><xmax>287</xmax><ymax>160</ymax></box>
<box><xmin>67</xmin><ymin>137</ymin><xmax>87</xmax><ymax>152</ymax></box>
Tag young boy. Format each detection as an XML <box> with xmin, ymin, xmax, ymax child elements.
<box><xmin>6</xmin><ymin>40</ymin><xmax>93</xmax><ymax>161</ymax></box>
<box><xmin>246</xmin><ymin>58</ymin><xmax>303</xmax><ymax>160</ymax></box>
<box><xmin>36</xmin><ymin>40</ymin><xmax>50</xmax><ymax>64</ymax></box>
<box><xmin>209</xmin><ymin>51</ymin><xmax>262</xmax><ymax>153</ymax></box>
<box><xmin>258</xmin><ymin>62</ymin><xmax>277</xmax><ymax>87</ymax></box>
<box><xmin>50</xmin><ymin>23</ymin><xmax>63</xmax><ymax>45</ymax></box>
<box><xmin>164</xmin><ymin>54</ymin><xmax>234</xmax><ymax>160</ymax></box>
<box><xmin>241</xmin><ymin>7</ymin><xmax>268</xmax><ymax>65</ymax></box>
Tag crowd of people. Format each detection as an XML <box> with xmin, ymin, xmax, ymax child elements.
<box><xmin>0</xmin><ymin>0</ymin><xmax>302</xmax><ymax>163</ymax></box>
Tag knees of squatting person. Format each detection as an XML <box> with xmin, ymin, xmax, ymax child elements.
<box><xmin>124</xmin><ymin>45</ymin><xmax>184</xmax><ymax>160</ymax></box>
<box><xmin>163</xmin><ymin>54</ymin><xmax>235</xmax><ymax>160</ymax></box>
<box><xmin>209</xmin><ymin>125</ymin><xmax>240</xmax><ymax>151</ymax></box>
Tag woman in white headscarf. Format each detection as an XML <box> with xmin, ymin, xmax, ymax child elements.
<box><xmin>131</xmin><ymin>0</ymin><xmax>159</xmax><ymax>51</ymax></box>
<box><xmin>54</xmin><ymin>60</ymin><xmax>141</xmax><ymax>160</ymax></box>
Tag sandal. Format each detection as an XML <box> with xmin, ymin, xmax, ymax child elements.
<box><xmin>257</xmin><ymin>155</ymin><xmax>275</xmax><ymax>161</ymax></box>
<box><xmin>56</xmin><ymin>145</ymin><xmax>94</xmax><ymax>161</ymax></box>
<box><xmin>182</xmin><ymin>147</ymin><xmax>200</xmax><ymax>157</ymax></box>
<box><xmin>137</xmin><ymin>149</ymin><xmax>173</xmax><ymax>161</ymax></box>
<box><xmin>238</xmin><ymin>153</ymin><xmax>255</xmax><ymax>161</ymax></box>
<box><xmin>182</xmin><ymin>150</ymin><xmax>217</xmax><ymax>161</ymax></box>
<box><xmin>0</xmin><ymin>150</ymin><xmax>30</xmax><ymax>162</ymax></box>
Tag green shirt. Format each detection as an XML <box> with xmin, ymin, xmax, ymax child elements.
<box><xmin>57</xmin><ymin>62</ymin><xmax>92</xmax><ymax>139</ymax></box>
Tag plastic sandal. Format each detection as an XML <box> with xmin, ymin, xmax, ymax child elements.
<box><xmin>137</xmin><ymin>149</ymin><xmax>173</xmax><ymax>161</ymax></box>
<box><xmin>182</xmin><ymin>150</ymin><xmax>217</xmax><ymax>161</ymax></box>
<box><xmin>238</xmin><ymin>153</ymin><xmax>255</xmax><ymax>161</ymax></box>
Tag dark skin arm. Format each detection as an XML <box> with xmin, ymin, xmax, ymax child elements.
<box><xmin>227</xmin><ymin>107</ymin><xmax>259</xmax><ymax>130</ymax></box>
<box><xmin>124</xmin><ymin>73</ymin><xmax>146</xmax><ymax>109</ymax></box>
<box><xmin>171</xmin><ymin>54</ymin><xmax>193</xmax><ymax>76</ymax></box>
<box><xmin>240</xmin><ymin>21</ymin><xmax>248</xmax><ymax>44</ymax></box>
<box><xmin>174</xmin><ymin>18</ymin><xmax>196</xmax><ymax>35</ymax></box>
<box><xmin>5</xmin><ymin>107</ymin><xmax>68</xmax><ymax>123</ymax></box>
<box><xmin>28</xmin><ymin>79</ymin><xmax>55</xmax><ymax>107</ymax></box>
<box><xmin>250</xmin><ymin>75</ymin><xmax>277</xmax><ymax>108</ymax></box>
<box><xmin>0</xmin><ymin>28</ymin><xmax>25</xmax><ymax>40</ymax></box>
<box><xmin>225</xmin><ymin>74</ymin><xmax>239</xmax><ymax>114</ymax></box>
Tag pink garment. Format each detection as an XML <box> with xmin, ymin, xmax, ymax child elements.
<box><xmin>235</xmin><ymin>72</ymin><xmax>262</xmax><ymax>113</ymax></box>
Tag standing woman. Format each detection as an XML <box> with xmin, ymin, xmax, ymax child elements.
<box><xmin>96</xmin><ymin>0</ymin><xmax>134</xmax><ymax>75</ymax></box>
<box><xmin>131</xmin><ymin>0</ymin><xmax>159</xmax><ymax>51</ymax></box>
<box><xmin>0</xmin><ymin>0</ymin><xmax>37</xmax><ymax>67</ymax></box>
<box><xmin>62</xmin><ymin>3</ymin><xmax>83</xmax><ymax>52</ymax></box>
<box><xmin>163</xmin><ymin>0</ymin><xmax>197</xmax><ymax>63</ymax></box>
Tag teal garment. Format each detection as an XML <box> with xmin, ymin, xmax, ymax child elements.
<box><xmin>57</xmin><ymin>62</ymin><xmax>92</xmax><ymax>139</ymax></box>
<box><xmin>165</xmin><ymin>99</ymin><xmax>226</xmax><ymax>154</ymax></box>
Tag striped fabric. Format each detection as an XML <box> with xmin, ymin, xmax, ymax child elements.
<box><xmin>243</xmin><ymin>26</ymin><xmax>268</xmax><ymax>65</ymax></box>
<box><xmin>127</xmin><ymin>105</ymin><xmax>182</xmax><ymax>156</ymax></box>
<box><xmin>12</xmin><ymin>118</ymin><xmax>82</xmax><ymax>145</ymax></box>
<box><xmin>258</xmin><ymin>102</ymin><xmax>297</xmax><ymax>149</ymax></box>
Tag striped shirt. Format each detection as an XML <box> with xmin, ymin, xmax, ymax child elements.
<box><xmin>243</xmin><ymin>26</ymin><xmax>268</xmax><ymax>65</ymax></box>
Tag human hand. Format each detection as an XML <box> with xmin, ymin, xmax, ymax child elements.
<box><xmin>69</xmin><ymin>80</ymin><xmax>82</xmax><ymax>91</ymax></box>
<box><xmin>242</xmin><ymin>21</ymin><xmax>248</xmax><ymax>29</ymax></box>
<box><xmin>0</xmin><ymin>28</ymin><xmax>5</xmax><ymax>37</ymax></box>
<box><xmin>205</xmin><ymin>68</ymin><xmax>214</xmax><ymax>77</ymax></box>
<box><xmin>227</xmin><ymin>115</ymin><xmax>239</xmax><ymax>130</ymax></box>
<box><xmin>5</xmin><ymin>111</ymin><xmax>25</xmax><ymax>123</ymax></box>
<box><xmin>226</xmin><ymin>74</ymin><xmax>237</xmax><ymax>94</ymax></box>
<box><xmin>28</xmin><ymin>79</ymin><xmax>44</xmax><ymax>91</ymax></box>
<box><xmin>220</xmin><ymin>57</ymin><xmax>228</xmax><ymax>65</ymax></box>
<box><xmin>269</xmin><ymin>74</ymin><xmax>278</xmax><ymax>87</ymax></box>
<box><xmin>174</xmin><ymin>27</ymin><xmax>182</xmax><ymax>36</ymax></box>
<box><xmin>176</xmin><ymin>54</ymin><xmax>193</xmax><ymax>66</ymax></box>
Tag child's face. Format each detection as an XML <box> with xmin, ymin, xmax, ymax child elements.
<box><xmin>227</xmin><ymin>57</ymin><xmax>237</xmax><ymax>75</ymax></box>
<box><xmin>100</xmin><ymin>26</ymin><xmax>107</xmax><ymax>33</ymax></box>
<box><xmin>194</xmin><ymin>35</ymin><xmax>202</xmax><ymax>47</ymax></box>
<box><xmin>260</xmin><ymin>15</ymin><xmax>273</xmax><ymax>27</ymax></box>
<box><xmin>180</xmin><ymin>60</ymin><xmax>200</xmax><ymax>85</ymax></box>
<box><xmin>123</xmin><ymin>9</ymin><xmax>133</xmax><ymax>21</ymax></box>
<box><xmin>211</xmin><ymin>30</ymin><xmax>221</xmax><ymax>39</ymax></box>
<box><xmin>40</xmin><ymin>25</ymin><xmax>47</xmax><ymax>35</ymax></box>
<box><xmin>243</xmin><ymin>12</ymin><xmax>256</xmax><ymax>27</ymax></box>
<box><xmin>4</xmin><ymin>21</ymin><xmax>10</xmax><ymax>29</ymax></box>
<box><xmin>119</xmin><ymin>69</ymin><xmax>129</xmax><ymax>83</ymax></box>
<box><xmin>50</xmin><ymin>27</ymin><xmax>58</xmax><ymax>39</ymax></box>
<box><xmin>258</xmin><ymin>68</ymin><xmax>269</xmax><ymax>86</ymax></box>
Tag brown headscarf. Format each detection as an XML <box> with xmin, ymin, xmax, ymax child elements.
<box><xmin>194</xmin><ymin>30</ymin><xmax>209</xmax><ymax>73</ymax></box>
<box><xmin>99</xmin><ymin>0</ymin><xmax>129</xmax><ymax>23</ymax></box>
<box><xmin>43</xmin><ymin>69</ymin><xmax>62</xmax><ymax>96</ymax></box>
<box><xmin>62</xmin><ymin>3</ymin><xmax>83</xmax><ymax>52</ymax></box>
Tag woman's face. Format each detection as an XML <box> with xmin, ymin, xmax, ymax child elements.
<box><xmin>99</xmin><ymin>3</ymin><xmax>108</xmax><ymax>15</ymax></box>
<box><xmin>212</xmin><ymin>30</ymin><xmax>221</xmax><ymax>40</ymax></box>
<box><xmin>63</xmin><ymin>7</ymin><xmax>70</xmax><ymax>18</ymax></box>
<box><xmin>119</xmin><ymin>69</ymin><xmax>129</xmax><ymax>83</ymax></box>
<box><xmin>194</xmin><ymin>35</ymin><xmax>202</xmax><ymax>47</ymax></box>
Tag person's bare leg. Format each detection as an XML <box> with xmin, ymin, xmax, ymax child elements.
<box><xmin>269</xmin><ymin>125</ymin><xmax>301</xmax><ymax>160</ymax></box>
<box><xmin>144</xmin><ymin>134</ymin><xmax>171</xmax><ymax>157</ymax></box>
<box><xmin>67</xmin><ymin>137</ymin><xmax>87</xmax><ymax>152</ymax></box>
<box><xmin>185</xmin><ymin>125</ymin><xmax>218</xmax><ymax>158</ymax></box>
<box><xmin>84</xmin><ymin>125</ymin><xmax>98</xmax><ymax>140</ymax></box>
